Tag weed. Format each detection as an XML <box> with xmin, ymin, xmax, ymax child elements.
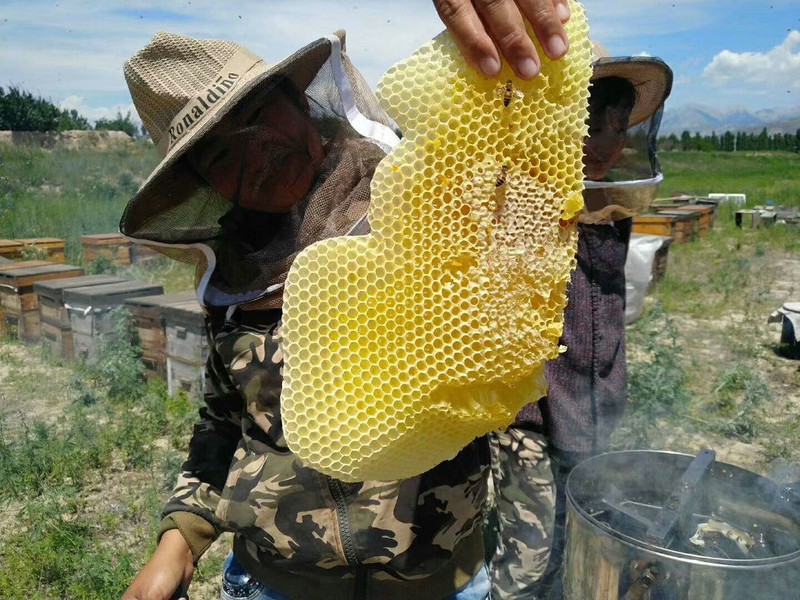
<box><xmin>81</xmin><ymin>306</ymin><xmax>145</xmax><ymax>404</ymax></box>
<box><xmin>0</xmin><ymin>410</ymin><xmax>109</xmax><ymax>500</ymax></box>
<box><xmin>19</xmin><ymin>243</ymin><xmax>48</xmax><ymax>261</ymax></box>
<box><xmin>0</xmin><ymin>488</ymin><xmax>137</xmax><ymax>599</ymax></box>
<box><xmin>704</xmin><ymin>363</ymin><xmax>771</xmax><ymax>442</ymax></box>
<box><xmin>612</xmin><ymin>303</ymin><xmax>690</xmax><ymax>448</ymax></box>
<box><xmin>86</xmin><ymin>252</ymin><xmax>116</xmax><ymax>275</ymax></box>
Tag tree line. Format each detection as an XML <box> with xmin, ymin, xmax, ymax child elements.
<box><xmin>659</xmin><ymin>128</ymin><xmax>800</xmax><ymax>152</ymax></box>
<box><xmin>0</xmin><ymin>86</ymin><xmax>143</xmax><ymax>137</ymax></box>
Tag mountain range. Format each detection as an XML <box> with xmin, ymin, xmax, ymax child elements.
<box><xmin>659</xmin><ymin>104</ymin><xmax>800</xmax><ymax>137</ymax></box>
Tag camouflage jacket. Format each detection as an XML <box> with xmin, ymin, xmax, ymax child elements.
<box><xmin>162</xmin><ymin>307</ymin><xmax>490</xmax><ymax>600</ymax></box>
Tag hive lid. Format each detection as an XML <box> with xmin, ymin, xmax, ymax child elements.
<box><xmin>33</xmin><ymin>275</ymin><xmax>127</xmax><ymax>300</ymax></box>
<box><xmin>0</xmin><ymin>263</ymin><xmax>84</xmax><ymax>287</ymax></box>
<box><xmin>124</xmin><ymin>290</ymin><xmax>198</xmax><ymax>308</ymax></box>
<box><xmin>161</xmin><ymin>299</ymin><xmax>205</xmax><ymax>320</ymax></box>
<box><xmin>80</xmin><ymin>233</ymin><xmax>130</xmax><ymax>243</ymax></box>
<box><xmin>16</xmin><ymin>237</ymin><xmax>63</xmax><ymax>243</ymax></box>
<box><xmin>63</xmin><ymin>280</ymin><xmax>164</xmax><ymax>307</ymax></box>
<box><xmin>0</xmin><ymin>260</ymin><xmax>53</xmax><ymax>273</ymax></box>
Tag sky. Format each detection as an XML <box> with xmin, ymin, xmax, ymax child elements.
<box><xmin>1</xmin><ymin>0</ymin><xmax>799</xmax><ymax>124</ymax></box>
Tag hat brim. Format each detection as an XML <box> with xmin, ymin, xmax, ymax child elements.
<box><xmin>120</xmin><ymin>36</ymin><xmax>334</xmax><ymax>239</ymax></box>
<box><xmin>591</xmin><ymin>56</ymin><xmax>673</xmax><ymax>127</ymax></box>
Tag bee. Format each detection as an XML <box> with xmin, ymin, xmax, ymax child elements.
<box><xmin>496</xmin><ymin>80</ymin><xmax>523</xmax><ymax>107</ymax></box>
<box><xmin>496</xmin><ymin>165</ymin><xmax>509</xmax><ymax>187</ymax></box>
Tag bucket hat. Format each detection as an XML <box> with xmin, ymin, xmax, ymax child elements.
<box><xmin>120</xmin><ymin>31</ymin><xmax>400</xmax><ymax>308</ymax></box>
<box><xmin>591</xmin><ymin>42</ymin><xmax>673</xmax><ymax>127</ymax></box>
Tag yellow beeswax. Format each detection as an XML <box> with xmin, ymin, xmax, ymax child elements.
<box><xmin>282</xmin><ymin>0</ymin><xmax>591</xmax><ymax>481</ymax></box>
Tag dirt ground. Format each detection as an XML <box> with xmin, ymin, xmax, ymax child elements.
<box><xmin>0</xmin><ymin>253</ymin><xmax>797</xmax><ymax>599</ymax></box>
<box><xmin>650</xmin><ymin>255</ymin><xmax>800</xmax><ymax>479</ymax></box>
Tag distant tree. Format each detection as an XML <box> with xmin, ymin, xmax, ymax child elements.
<box><xmin>58</xmin><ymin>108</ymin><xmax>91</xmax><ymax>130</ymax></box>
<box><xmin>659</xmin><ymin>133</ymin><xmax>679</xmax><ymax>151</ymax></box>
<box><xmin>0</xmin><ymin>86</ymin><xmax>91</xmax><ymax>131</ymax></box>
<box><xmin>94</xmin><ymin>111</ymin><xmax>137</xmax><ymax>137</ymax></box>
<box><xmin>721</xmin><ymin>130</ymin><xmax>735</xmax><ymax>152</ymax></box>
<box><xmin>710</xmin><ymin>131</ymin><xmax>720</xmax><ymax>151</ymax></box>
<box><xmin>680</xmin><ymin>130</ymin><xmax>692</xmax><ymax>151</ymax></box>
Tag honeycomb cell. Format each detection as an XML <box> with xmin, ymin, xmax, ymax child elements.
<box><xmin>281</xmin><ymin>0</ymin><xmax>591</xmax><ymax>481</ymax></box>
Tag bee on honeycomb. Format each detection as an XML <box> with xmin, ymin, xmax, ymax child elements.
<box><xmin>497</xmin><ymin>79</ymin><xmax>524</xmax><ymax>107</ymax></box>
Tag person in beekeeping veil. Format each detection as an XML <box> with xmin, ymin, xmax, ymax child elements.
<box><xmin>485</xmin><ymin>45</ymin><xmax>674</xmax><ymax>600</ymax></box>
<box><xmin>118</xmin><ymin>5</ymin><xmax>573</xmax><ymax>598</ymax></box>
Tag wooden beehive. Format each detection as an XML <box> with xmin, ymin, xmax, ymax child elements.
<box><xmin>34</xmin><ymin>274</ymin><xmax>126</xmax><ymax>358</ymax></box>
<box><xmin>652</xmin><ymin>210</ymin><xmax>700</xmax><ymax>243</ymax></box>
<box><xmin>652</xmin><ymin>238</ymin><xmax>674</xmax><ymax>282</ymax></box>
<box><xmin>124</xmin><ymin>291</ymin><xmax>198</xmax><ymax>380</ymax></box>
<box><xmin>735</xmin><ymin>210</ymin><xmax>762</xmax><ymax>228</ymax></box>
<box><xmin>660</xmin><ymin>204</ymin><xmax>716</xmax><ymax>237</ymax></box>
<box><xmin>163</xmin><ymin>301</ymin><xmax>208</xmax><ymax>398</ymax></box>
<box><xmin>0</xmin><ymin>262</ymin><xmax>84</xmax><ymax>341</ymax></box>
<box><xmin>0</xmin><ymin>260</ymin><xmax>50</xmax><ymax>332</ymax></box>
<box><xmin>16</xmin><ymin>238</ymin><xmax>67</xmax><ymax>263</ymax></box>
<box><xmin>632</xmin><ymin>212</ymin><xmax>698</xmax><ymax>244</ymax></box>
<box><xmin>64</xmin><ymin>280</ymin><xmax>164</xmax><ymax>362</ymax></box>
<box><xmin>0</xmin><ymin>239</ymin><xmax>23</xmax><ymax>261</ymax></box>
<box><xmin>80</xmin><ymin>233</ymin><xmax>132</xmax><ymax>266</ymax></box>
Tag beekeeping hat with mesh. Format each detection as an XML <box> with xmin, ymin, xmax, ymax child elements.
<box><xmin>120</xmin><ymin>31</ymin><xmax>400</xmax><ymax>308</ymax></box>
<box><xmin>580</xmin><ymin>42</ymin><xmax>673</xmax><ymax>223</ymax></box>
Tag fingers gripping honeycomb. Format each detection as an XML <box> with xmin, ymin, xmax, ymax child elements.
<box><xmin>282</xmin><ymin>2</ymin><xmax>591</xmax><ymax>481</ymax></box>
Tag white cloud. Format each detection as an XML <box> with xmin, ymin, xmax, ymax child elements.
<box><xmin>58</xmin><ymin>95</ymin><xmax>140</xmax><ymax>126</ymax></box>
<box><xmin>703</xmin><ymin>30</ymin><xmax>800</xmax><ymax>91</ymax></box>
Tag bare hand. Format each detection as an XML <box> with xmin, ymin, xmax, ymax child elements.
<box><xmin>121</xmin><ymin>530</ymin><xmax>195</xmax><ymax>600</ymax></box>
<box><xmin>432</xmin><ymin>0</ymin><xmax>571</xmax><ymax>79</ymax></box>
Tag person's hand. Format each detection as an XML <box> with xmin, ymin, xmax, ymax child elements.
<box><xmin>432</xmin><ymin>0</ymin><xmax>571</xmax><ymax>79</ymax></box>
<box><xmin>121</xmin><ymin>529</ymin><xmax>195</xmax><ymax>600</ymax></box>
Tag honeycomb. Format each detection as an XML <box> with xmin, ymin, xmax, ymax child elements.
<box><xmin>282</xmin><ymin>1</ymin><xmax>591</xmax><ymax>482</ymax></box>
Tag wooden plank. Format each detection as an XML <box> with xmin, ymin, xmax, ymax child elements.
<box><xmin>41</xmin><ymin>320</ymin><xmax>74</xmax><ymax>358</ymax></box>
<box><xmin>0</xmin><ymin>239</ymin><xmax>23</xmax><ymax>260</ymax></box>
<box><xmin>64</xmin><ymin>280</ymin><xmax>164</xmax><ymax>309</ymax></box>
<box><xmin>0</xmin><ymin>263</ymin><xmax>84</xmax><ymax>289</ymax></box>
<box><xmin>164</xmin><ymin>301</ymin><xmax>208</xmax><ymax>366</ymax></box>
<box><xmin>0</xmin><ymin>260</ymin><xmax>53</xmax><ymax>273</ymax></box>
<box><xmin>167</xmin><ymin>356</ymin><xmax>205</xmax><ymax>398</ymax></box>
<box><xmin>81</xmin><ymin>233</ymin><xmax>131</xmax><ymax>266</ymax></box>
<box><xmin>34</xmin><ymin>274</ymin><xmax>126</xmax><ymax>303</ymax></box>
<box><xmin>125</xmin><ymin>292</ymin><xmax>198</xmax><ymax>347</ymax></box>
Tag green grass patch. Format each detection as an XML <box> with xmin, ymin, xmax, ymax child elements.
<box><xmin>658</xmin><ymin>151</ymin><xmax>800</xmax><ymax>208</ymax></box>
<box><xmin>0</xmin><ymin>141</ymin><xmax>159</xmax><ymax>263</ymax></box>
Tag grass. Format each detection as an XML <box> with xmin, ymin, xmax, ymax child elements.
<box><xmin>0</xmin><ymin>141</ymin><xmax>160</xmax><ymax>263</ymax></box>
<box><xmin>658</xmin><ymin>150</ymin><xmax>800</xmax><ymax>208</ymax></box>
<box><xmin>613</xmin><ymin>153</ymin><xmax>800</xmax><ymax>466</ymax></box>
<box><xmin>0</xmin><ymin>309</ymin><xmax>199</xmax><ymax>598</ymax></box>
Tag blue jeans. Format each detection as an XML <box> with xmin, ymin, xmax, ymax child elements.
<box><xmin>220</xmin><ymin>553</ymin><xmax>491</xmax><ymax>600</ymax></box>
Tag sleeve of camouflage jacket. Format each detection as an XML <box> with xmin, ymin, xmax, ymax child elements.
<box><xmin>158</xmin><ymin>316</ymin><xmax>244</xmax><ymax>562</ymax></box>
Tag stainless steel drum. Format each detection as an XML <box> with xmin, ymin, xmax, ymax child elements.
<box><xmin>563</xmin><ymin>450</ymin><xmax>800</xmax><ymax>599</ymax></box>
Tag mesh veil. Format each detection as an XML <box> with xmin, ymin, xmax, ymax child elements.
<box><xmin>580</xmin><ymin>99</ymin><xmax>666</xmax><ymax>223</ymax></box>
<box><xmin>121</xmin><ymin>35</ymin><xmax>400</xmax><ymax>308</ymax></box>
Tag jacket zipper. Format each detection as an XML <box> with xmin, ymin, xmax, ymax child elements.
<box><xmin>328</xmin><ymin>476</ymin><xmax>368</xmax><ymax>600</ymax></box>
